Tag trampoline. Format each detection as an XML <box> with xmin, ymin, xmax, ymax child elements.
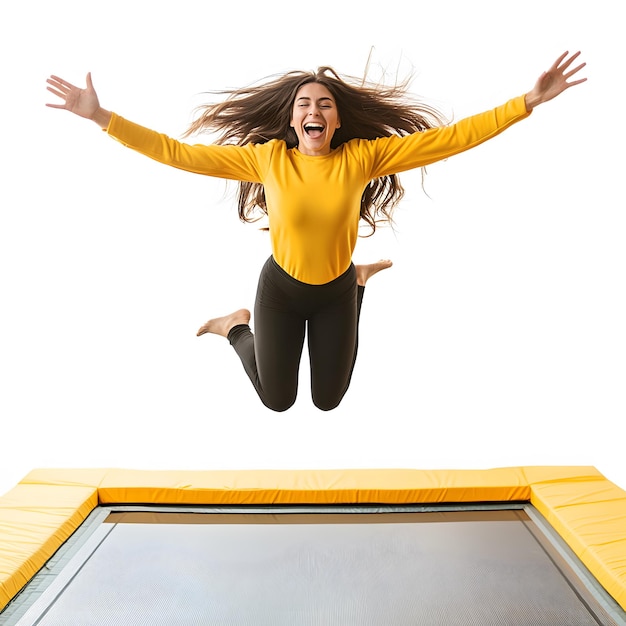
<box><xmin>1</xmin><ymin>467</ymin><xmax>625</xmax><ymax>624</ymax></box>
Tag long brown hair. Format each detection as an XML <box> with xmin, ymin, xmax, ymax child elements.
<box><xmin>184</xmin><ymin>66</ymin><xmax>447</xmax><ymax>234</ymax></box>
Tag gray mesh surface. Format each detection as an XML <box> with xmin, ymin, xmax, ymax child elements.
<box><xmin>14</xmin><ymin>510</ymin><xmax>620</xmax><ymax>625</ymax></box>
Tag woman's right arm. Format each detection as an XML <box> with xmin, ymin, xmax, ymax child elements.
<box><xmin>46</xmin><ymin>73</ymin><xmax>267</xmax><ymax>182</ymax></box>
<box><xmin>46</xmin><ymin>72</ymin><xmax>112</xmax><ymax>128</ymax></box>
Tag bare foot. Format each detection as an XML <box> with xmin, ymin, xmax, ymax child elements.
<box><xmin>355</xmin><ymin>259</ymin><xmax>393</xmax><ymax>286</ymax></box>
<box><xmin>196</xmin><ymin>308</ymin><xmax>251</xmax><ymax>338</ymax></box>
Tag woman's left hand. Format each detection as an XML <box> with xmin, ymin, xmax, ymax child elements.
<box><xmin>525</xmin><ymin>51</ymin><xmax>587</xmax><ymax>110</ymax></box>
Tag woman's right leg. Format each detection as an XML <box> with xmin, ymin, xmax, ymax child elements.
<box><xmin>220</xmin><ymin>258</ymin><xmax>307</xmax><ymax>412</ymax></box>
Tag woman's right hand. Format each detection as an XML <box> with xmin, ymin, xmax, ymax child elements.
<box><xmin>523</xmin><ymin>51</ymin><xmax>586</xmax><ymax>111</ymax></box>
<box><xmin>46</xmin><ymin>72</ymin><xmax>111</xmax><ymax>128</ymax></box>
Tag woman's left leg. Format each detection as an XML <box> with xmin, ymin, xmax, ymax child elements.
<box><xmin>307</xmin><ymin>268</ymin><xmax>361</xmax><ymax>411</ymax></box>
<box><xmin>307</xmin><ymin>259</ymin><xmax>392</xmax><ymax>410</ymax></box>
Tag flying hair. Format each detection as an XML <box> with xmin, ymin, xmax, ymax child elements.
<box><xmin>184</xmin><ymin>59</ymin><xmax>448</xmax><ymax>234</ymax></box>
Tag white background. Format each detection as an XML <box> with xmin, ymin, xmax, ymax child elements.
<box><xmin>1</xmin><ymin>1</ymin><xmax>623</xmax><ymax>496</ymax></box>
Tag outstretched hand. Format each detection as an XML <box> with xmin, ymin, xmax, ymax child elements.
<box><xmin>525</xmin><ymin>51</ymin><xmax>587</xmax><ymax>110</ymax></box>
<box><xmin>46</xmin><ymin>72</ymin><xmax>111</xmax><ymax>127</ymax></box>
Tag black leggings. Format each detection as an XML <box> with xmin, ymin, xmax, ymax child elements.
<box><xmin>227</xmin><ymin>256</ymin><xmax>364</xmax><ymax>412</ymax></box>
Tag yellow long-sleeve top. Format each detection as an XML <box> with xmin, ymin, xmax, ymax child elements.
<box><xmin>106</xmin><ymin>95</ymin><xmax>530</xmax><ymax>285</ymax></box>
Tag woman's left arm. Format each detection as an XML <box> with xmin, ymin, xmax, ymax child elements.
<box><xmin>524</xmin><ymin>51</ymin><xmax>587</xmax><ymax>111</ymax></box>
<box><xmin>356</xmin><ymin>51</ymin><xmax>587</xmax><ymax>178</ymax></box>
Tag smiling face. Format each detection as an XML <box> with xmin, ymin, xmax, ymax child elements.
<box><xmin>290</xmin><ymin>82</ymin><xmax>341</xmax><ymax>156</ymax></box>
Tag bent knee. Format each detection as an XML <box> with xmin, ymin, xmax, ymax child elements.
<box><xmin>262</xmin><ymin>394</ymin><xmax>297</xmax><ymax>413</ymax></box>
<box><xmin>312</xmin><ymin>395</ymin><xmax>344</xmax><ymax>412</ymax></box>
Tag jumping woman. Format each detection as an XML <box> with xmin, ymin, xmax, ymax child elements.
<box><xmin>46</xmin><ymin>51</ymin><xmax>586</xmax><ymax>411</ymax></box>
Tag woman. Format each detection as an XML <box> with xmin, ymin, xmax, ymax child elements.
<box><xmin>46</xmin><ymin>51</ymin><xmax>586</xmax><ymax>412</ymax></box>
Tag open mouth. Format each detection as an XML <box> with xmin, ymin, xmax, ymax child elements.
<box><xmin>304</xmin><ymin>123</ymin><xmax>325</xmax><ymax>137</ymax></box>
